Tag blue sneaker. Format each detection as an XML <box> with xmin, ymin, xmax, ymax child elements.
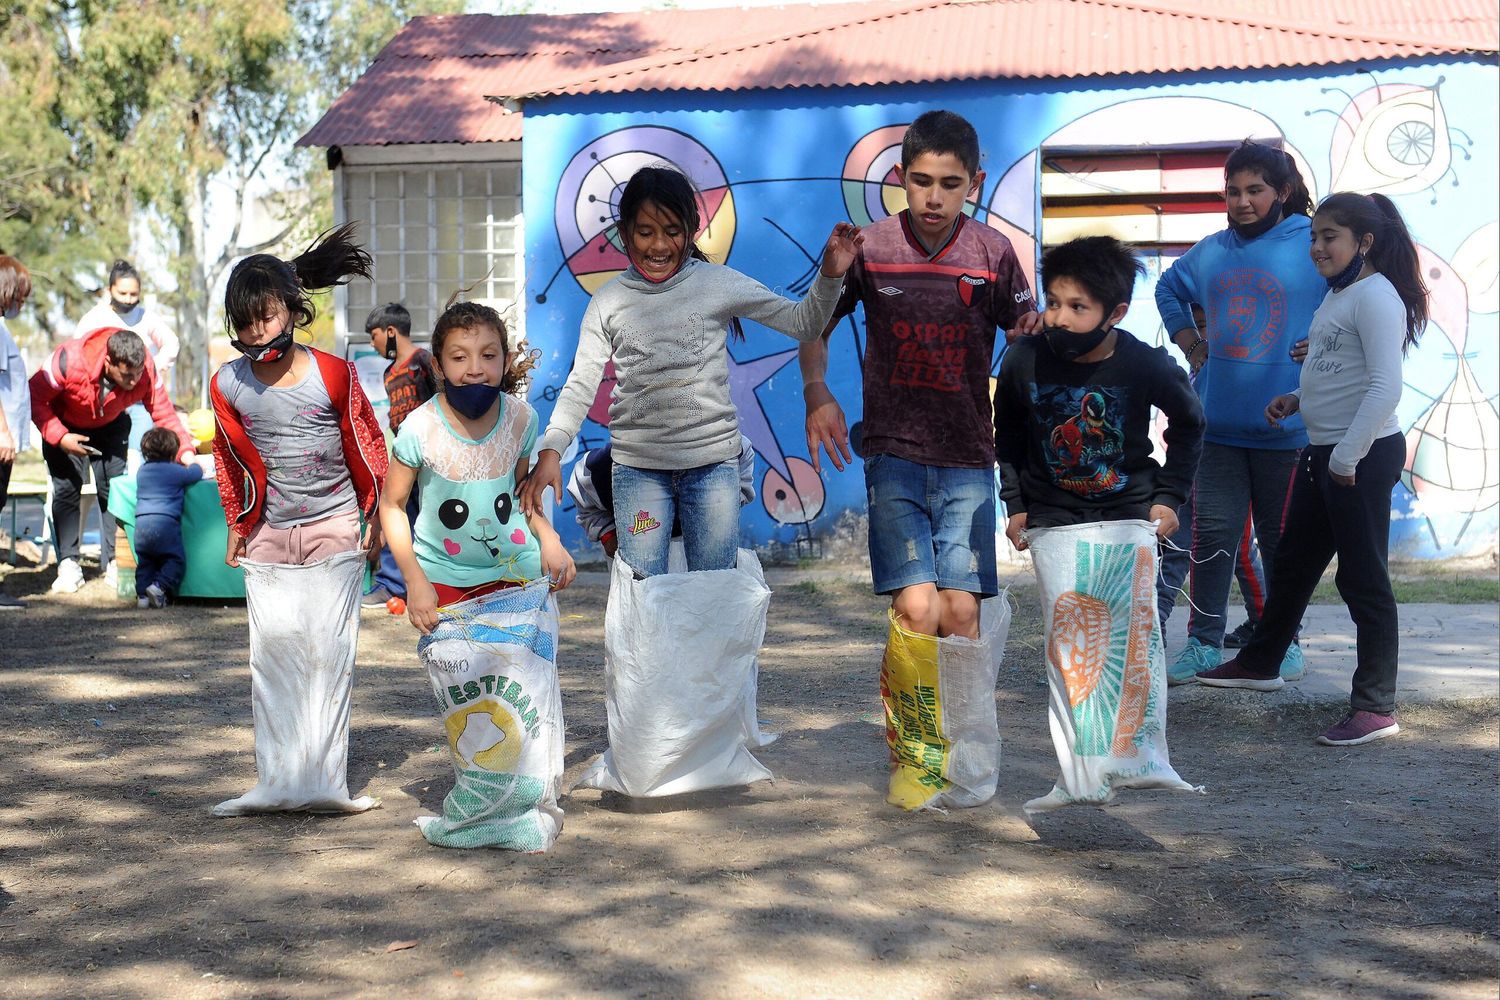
<box><xmin>1279</xmin><ymin>641</ymin><xmax>1306</xmax><ymax>682</ymax></box>
<box><xmin>1169</xmin><ymin>637</ymin><xmax>1221</xmax><ymax>686</ymax></box>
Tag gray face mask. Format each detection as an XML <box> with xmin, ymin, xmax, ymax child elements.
<box><xmin>3</xmin><ymin>305</ymin><xmax>18</xmax><ymax>320</ymax></box>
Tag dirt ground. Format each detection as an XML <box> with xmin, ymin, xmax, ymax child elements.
<box><xmin>0</xmin><ymin>561</ymin><xmax>1495</xmax><ymax>1000</ymax></box>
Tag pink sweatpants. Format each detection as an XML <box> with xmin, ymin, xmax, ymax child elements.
<box><xmin>245</xmin><ymin>509</ymin><xmax>361</xmax><ymax>565</ymax></box>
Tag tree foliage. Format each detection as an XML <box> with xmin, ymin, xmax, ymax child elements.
<box><xmin>0</xmin><ymin>0</ymin><xmax>463</xmax><ymax>398</ymax></box>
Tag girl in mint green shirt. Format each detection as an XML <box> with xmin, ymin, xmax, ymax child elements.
<box><xmin>381</xmin><ymin>301</ymin><xmax>575</xmax><ymax>634</ymax></box>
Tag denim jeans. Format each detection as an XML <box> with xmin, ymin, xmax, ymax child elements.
<box><xmin>611</xmin><ymin>459</ymin><xmax>740</xmax><ymax>576</ymax></box>
<box><xmin>863</xmin><ymin>453</ymin><xmax>998</xmax><ymax>597</ymax></box>
<box><xmin>134</xmin><ymin>513</ymin><xmax>186</xmax><ymax>596</ymax></box>
<box><xmin>1187</xmin><ymin>442</ymin><xmax>1298</xmax><ymax>647</ymax></box>
<box><xmin>1237</xmin><ymin>434</ymin><xmax>1405</xmax><ymax>713</ymax></box>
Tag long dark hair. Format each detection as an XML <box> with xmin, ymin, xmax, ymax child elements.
<box><xmin>616</xmin><ymin>165</ymin><xmax>743</xmax><ymax>341</ymax></box>
<box><xmin>1314</xmin><ymin>192</ymin><xmax>1429</xmax><ymax>353</ymax></box>
<box><xmin>224</xmin><ymin>223</ymin><xmax>372</xmax><ymax>335</ymax></box>
<box><xmin>1224</xmin><ymin>140</ymin><xmax>1314</xmax><ymax>218</ymax></box>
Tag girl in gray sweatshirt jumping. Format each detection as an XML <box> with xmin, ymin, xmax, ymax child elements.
<box><xmin>521</xmin><ymin>165</ymin><xmax>861</xmax><ymax>576</ymax></box>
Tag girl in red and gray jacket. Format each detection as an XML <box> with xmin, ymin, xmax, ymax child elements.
<box><xmin>208</xmin><ymin>224</ymin><xmax>388</xmax><ymax>818</ymax></box>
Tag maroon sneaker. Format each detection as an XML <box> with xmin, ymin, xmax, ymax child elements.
<box><xmin>1195</xmin><ymin>655</ymin><xmax>1284</xmax><ymax>691</ymax></box>
<box><xmin>1316</xmin><ymin>711</ymin><xmax>1400</xmax><ymax>746</ymax></box>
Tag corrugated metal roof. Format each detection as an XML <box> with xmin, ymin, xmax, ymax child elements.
<box><xmin>299</xmin><ymin>0</ymin><xmax>1498</xmax><ymax>147</ymax></box>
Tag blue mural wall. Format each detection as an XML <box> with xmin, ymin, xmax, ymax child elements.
<box><xmin>520</xmin><ymin>59</ymin><xmax>1499</xmax><ymax>560</ymax></box>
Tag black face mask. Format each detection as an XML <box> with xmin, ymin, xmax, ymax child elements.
<box><xmin>1043</xmin><ymin>324</ymin><xmax>1113</xmax><ymax>363</ymax></box>
<box><xmin>446</xmin><ymin>382</ymin><xmax>502</xmax><ymax>419</ymax></box>
<box><xmin>110</xmin><ymin>297</ymin><xmax>138</xmax><ymax>317</ymax></box>
<box><xmin>384</xmin><ymin>337</ymin><xmax>398</xmax><ymax>360</ymax></box>
<box><xmin>1228</xmin><ymin>199</ymin><xmax>1284</xmax><ymax>240</ymax></box>
<box><xmin>1327</xmin><ymin>251</ymin><xmax>1366</xmax><ymax>292</ymax></box>
<box><xmin>230</xmin><ymin>328</ymin><xmax>295</xmax><ymax>364</ymax></box>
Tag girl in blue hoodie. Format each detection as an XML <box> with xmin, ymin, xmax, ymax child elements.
<box><xmin>1155</xmin><ymin>141</ymin><xmax>1324</xmax><ymax>684</ymax></box>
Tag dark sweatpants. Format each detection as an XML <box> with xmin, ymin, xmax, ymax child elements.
<box><xmin>42</xmin><ymin>412</ymin><xmax>131</xmax><ymax>563</ymax></box>
<box><xmin>1236</xmin><ymin>433</ymin><xmax>1405</xmax><ymax>714</ymax></box>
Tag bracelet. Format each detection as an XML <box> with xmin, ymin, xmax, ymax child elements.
<box><xmin>1185</xmin><ymin>337</ymin><xmax>1206</xmax><ymax>356</ymax></box>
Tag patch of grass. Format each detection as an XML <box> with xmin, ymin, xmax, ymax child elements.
<box><xmin>1313</xmin><ymin>575</ymin><xmax>1498</xmax><ymax>605</ymax></box>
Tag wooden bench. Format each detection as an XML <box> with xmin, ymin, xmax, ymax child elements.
<box><xmin>4</xmin><ymin>479</ymin><xmax>97</xmax><ymax>566</ymax></box>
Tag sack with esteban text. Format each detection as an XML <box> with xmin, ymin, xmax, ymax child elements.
<box><xmin>1024</xmin><ymin>519</ymin><xmax>1200</xmax><ymax>813</ymax></box>
<box><xmin>575</xmin><ymin>543</ymin><xmax>774</xmax><ymax>797</ymax></box>
<box><xmin>213</xmin><ymin>551</ymin><xmax>378</xmax><ymax>817</ymax></box>
<box><xmin>415</xmin><ymin>577</ymin><xmax>565</xmax><ymax>851</ymax></box>
<box><xmin>880</xmin><ymin>593</ymin><xmax>1012</xmax><ymax>810</ymax></box>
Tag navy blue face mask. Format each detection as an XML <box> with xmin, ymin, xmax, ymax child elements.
<box><xmin>1326</xmin><ymin>251</ymin><xmax>1366</xmax><ymax>292</ymax></box>
<box><xmin>1228</xmin><ymin>198</ymin><xmax>1283</xmax><ymax>240</ymax></box>
<box><xmin>446</xmin><ymin>382</ymin><xmax>502</xmax><ymax>419</ymax></box>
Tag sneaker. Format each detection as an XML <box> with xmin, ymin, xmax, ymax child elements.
<box><xmin>361</xmin><ymin>586</ymin><xmax>393</xmax><ymax>609</ymax></box>
<box><xmin>1279</xmin><ymin>641</ymin><xmax>1306</xmax><ymax>682</ymax></box>
<box><xmin>386</xmin><ymin>596</ymin><xmax>407</xmax><ymax>616</ymax></box>
<box><xmin>1317</xmin><ymin>710</ymin><xmax>1400</xmax><ymax>746</ymax></box>
<box><xmin>104</xmin><ymin>560</ymin><xmax>118</xmax><ymax>589</ymax></box>
<box><xmin>146</xmin><ymin>583</ymin><xmax>167</xmax><ymax>609</ymax></box>
<box><xmin>1223</xmin><ymin>620</ymin><xmax>1257</xmax><ymax>648</ymax></box>
<box><xmin>1196</xmin><ymin>655</ymin><xmax>1285</xmax><ymax>691</ymax></box>
<box><xmin>1168</xmin><ymin>637</ymin><xmax>1221</xmax><ymax>686</ymax></box>
<box><xmin>136</xmin><ymin>597</ymin><xmax>150</xmax><ymax>609</ymax></box>
<box><xmin>51</xmin><ymin>558</ymin><xmax>84</xmax><ymax>594</ymax></box>
<box><xmin>0</xmin><ymin>591</ymin><xmax>26</xmax><ymax>611</ymax></box>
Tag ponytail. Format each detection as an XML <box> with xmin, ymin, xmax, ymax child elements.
<box><xmin>224</xmin><ymin>222</ymin><xmax>373</xmax><ymax>336</ymax></box>
<box><xmin>1314</xmin><ymin>192</ymin><xmax>1429</xmax><ymax>353</ymax></box>
<box><xmin>1224</xmin><ymin>139</ymin><xmax>1314</xmax><ymax>217</ymax></box>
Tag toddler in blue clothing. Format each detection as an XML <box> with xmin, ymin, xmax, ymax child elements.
<box><xmin>133</xmin><ymin>427</ymin><xmax>204</xmax><ymax>608</ymax></box>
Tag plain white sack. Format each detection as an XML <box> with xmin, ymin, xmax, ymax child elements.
<box><xmin>1024</xmin><ymin>519</ymin><xmax>1200</xmax><ymax>813</ymax></box>
<box><xmin>213</xmin><ymin>550</ymin><xmax>377</xmax><ymax>817</ymax></box>
<box><xmin>575</xmin><ymin>545</ymin><xmax>774</xmax><ymax>797</ymax></box>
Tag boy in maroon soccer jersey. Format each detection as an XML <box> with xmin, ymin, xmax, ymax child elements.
<box><xmin>800</xmin><ymin>110</ymin><xmax>1040</xmax><ymax>641</ymax></box>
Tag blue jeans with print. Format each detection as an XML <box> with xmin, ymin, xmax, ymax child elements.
<box><xmin>612</xmin><ymin>459</ymin><xmax>740</xmax><ymax>576</ymax></box>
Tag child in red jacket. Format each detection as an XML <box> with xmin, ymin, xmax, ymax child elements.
<box><xmin>209</xmin><ymin>224</ymin><xmax>388</xmax><ymax>818</ymax></box>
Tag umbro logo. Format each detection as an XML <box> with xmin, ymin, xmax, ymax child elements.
<box><xmin>877</xmin><ymin>286</ymin><xmax>904</xmax><ymax>296</ymax></box>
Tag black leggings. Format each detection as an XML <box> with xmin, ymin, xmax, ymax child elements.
<box><xmin>42</xmin><ymin>412</ymin><xmax>132</xmax><ymax>562</ymax></box>
<box><xmin>1237</xmin><ymin>433</ymin><xmax>1405</xmax><ymax>714</ymax></box>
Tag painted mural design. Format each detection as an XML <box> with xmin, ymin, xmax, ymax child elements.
<box><xmin>526</xmin><ymin>64</ymin><xmax>1497</xmax><ymax>558</ymax></box>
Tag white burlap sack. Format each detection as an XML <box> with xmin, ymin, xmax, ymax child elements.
<box><xmin>415</xmin><ymin>578</ymin><xmax>564</xmax><ymax>851</ymax></box>
<box><xmin>1024</xmin><ymin>520</ymin><xmax>1201</xmax><ymax>813</ymax></box>
<box><xmin>213</xmin><ymin>550</ymin><xmax>377</xmax><ymax>817</ymax></box>
<box><xmin>575</xmin><ymin>546</ymin><xmax>774</xmax><ymax>797</ymax></box>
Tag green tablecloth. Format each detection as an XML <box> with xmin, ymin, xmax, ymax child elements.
<box><xmin>109</xmin><ymin>474</ymin><xmax>245</xmax><ymax>599</ymax></box>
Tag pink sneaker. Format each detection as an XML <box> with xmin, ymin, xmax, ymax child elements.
<box><xmin>1195</xmin><ymin>655</ymin><xmax>1284</xmax><ymax>692</ymax></box>
<box><xmin>1316</xmin><ymin>711</ymin><xmax>1400</xmax><ymax>746</ymax></box>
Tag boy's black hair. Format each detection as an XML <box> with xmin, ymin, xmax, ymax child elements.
<box><xmin>140</xmin><ymin>427</ymin><xmax>180</xmax><ymax>463</ymax></box>
<box><xmin>106</xmin><ymin>329</ymin><xmax>147</xmax><ymax>369</ymax></box>
<box><xmin>224</xmin><ymin>222</ymin><xmax>372</xmax><ymax>336</ymax></box>
<box><xmin>108</xmin><ymin>259</ymin><xmax>140</xmax><ymax>289</ymax></box>
<box><xmin>365</xmin><ymin>302</ymin><xmax>411</xmax><ymax>337</ymax></box>
<box><xmin>901</xmin><ymin>110</ymin><xmax>981</xmax><ymax>178</ymax></box>
<box><xmin>1040</xmin><ymin>236</ymin><xmax>1146</xmax><ymax>313</ymax></box>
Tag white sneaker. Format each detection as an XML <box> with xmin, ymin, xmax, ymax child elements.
<box><xmin>51</xmin><ymin>558</ymin><xmax>84</xmax><ymax>594</ymax></box>
<box><xmin>137</xmin><ymin>597</ymin><xmax>150</xmax><ymax>609</ymax></box>
<box><xmin>104</xmin><ymin>560</ymin><xmax>118</xmax><ymax>589</ymax></box>
<box><xmin>146</xmin><ymin>583</ymin><xmax>167</xmax><ymax>609</ymax></box>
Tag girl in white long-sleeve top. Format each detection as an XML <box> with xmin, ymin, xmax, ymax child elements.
<box><xmin>1196</xmin><ymin>192</ymin><xmax>1430</xmax><ymax>748</ymax></box>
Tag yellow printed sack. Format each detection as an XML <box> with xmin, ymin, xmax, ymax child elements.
<box><xmin>880</xmin><ymin>597</ymin><xmax>1010</xmax><ymax>810</ymax></box>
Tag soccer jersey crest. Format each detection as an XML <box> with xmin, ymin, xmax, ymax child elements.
<box><xmin>957</xmin><ymin>273</ymin><xmax>989</xmax><ymax>307</ymax></box>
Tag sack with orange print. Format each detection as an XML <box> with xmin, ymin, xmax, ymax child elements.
<box><xmin>1024</xmin><ymin>520</ymin><xmax>1200</xmax><ymax>813</ymax></box>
